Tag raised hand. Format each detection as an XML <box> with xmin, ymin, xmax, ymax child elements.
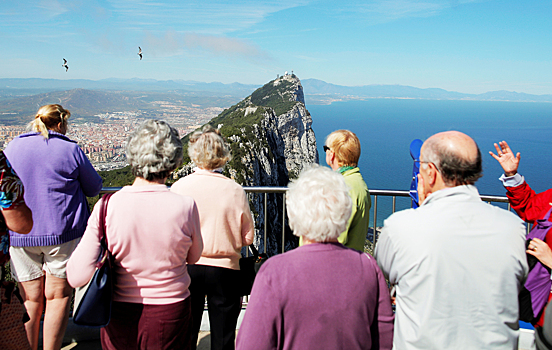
<box><xmin>489</xmin><ymin>141</ymin><xmax>520</xmax><ymax>177</ymax></box>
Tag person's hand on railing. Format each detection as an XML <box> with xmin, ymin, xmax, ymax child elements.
<box><xmin>489</xmin><ymin>141</ymin><xmax>520</xmax><ymax>177</ymax></box>
<box><xmin>527</xmin><ymin>238</ymin><xmax>552</xmax><ymax>269</ymax></box>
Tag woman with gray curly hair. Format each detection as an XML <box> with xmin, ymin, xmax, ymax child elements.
<box><xmin>171</xmin><ymin>124</ymin><xmax>255</xmax><ymax>350</ymax></box>
<box><xmin>237</xmin><ymin>165</ymin><xmax>394</xmax><ymax>350</ymax></box>
<box><xmin>67</xmin><ymin>120</ymin><xmax>203</xmax><ymax>350</ymax></box>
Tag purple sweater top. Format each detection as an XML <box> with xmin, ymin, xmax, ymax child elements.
<box><xmin>5</xmin><ymin>131</ymin><xmax>102</xmax><ymax>246</ymax></box>
<box><xmin>237</xmin><ymin>242</ymin><xmax>394</xmax><ymax>350</ymax></box>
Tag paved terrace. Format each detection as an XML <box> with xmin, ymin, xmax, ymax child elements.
<box><xmin>55</xmin><ymin>309</ymin><xmax>243</xmax><ymax>349</ymax></box>
<box><xmin>55</xmin><ymin>313</ymin><xmax>537</xmax><ymax>349</ymax></box>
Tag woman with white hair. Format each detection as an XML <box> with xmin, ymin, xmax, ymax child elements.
<box><xmin>237</xmin><ymin>165</ymin><xmax>394</xmax><ymax>350</ymax></box>
<box><xmin>4</xmin><ymin>104</ymin><xmax>102</xmax><ymax>350</ymax></box>
<box><xmin>171</xmin><ymin>125</ymin><xmax>255</xmax><ymax>350</ymax></box>
<box><xmin>67</xmin><ymin>120</ymin><xmax>203</xmax><ymax>349</ymax></box>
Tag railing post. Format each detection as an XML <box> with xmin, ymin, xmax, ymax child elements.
<box><xmin>282</xmin><ymin>193</ymin><xmax>286</xmax><ymax>254</ymax></box>
<box><xmin>264</xmin><ymin>193</ymin><xmax>268</xmax><ymax>254</ymax></box>
<box><xmin>373</xmin><ymin>195</ymin><xmax>378</xmax><ymax>246</ymax></box>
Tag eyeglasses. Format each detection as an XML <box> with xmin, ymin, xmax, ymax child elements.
<box><xmin>414</xmin><ymin>159</ymin><xmax>441</xmax><ymax>173</ymax></box>
<box><xmin>323</xmin><ymin>145</ymin><xmax>331</xmax><ymax>152</ymax></box>
<box><xmin>414</xmin><ymin>160</ymin><xmax>430</xmax><ymax>167</ymax></box>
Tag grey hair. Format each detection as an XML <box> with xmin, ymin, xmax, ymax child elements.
<box><xmin>422</xmin><ymin>137</ymin><xmax>482</xmax><ymax>186</ymax></box>
<box><xmin>126</xmin><ymin>120</ymin><xmax>183</xmax><ymax>181</ymax></box>
<box><xmin>286</xmin><ymin>165</ymin><xmax>352</xmax><ymax>242</ymax></box>
<box><xmin>188</xmin><ymin>125</ymin><xmax>231</xmax><ymax>170</ymax></box>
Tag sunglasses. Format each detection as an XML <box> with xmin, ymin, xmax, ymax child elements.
<box><xmin>323</xmin><ymin>145</ymin><xmax>330</xmax><ymax>152</ymax></box>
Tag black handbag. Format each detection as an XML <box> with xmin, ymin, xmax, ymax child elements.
<box><xmin>73</xmin><ymin>193</ymin><xmax>114</xmax><ymax>327</ymax></box>
<box><xmin>239</xmin><ymin>245</ymin><xmax>268</xmax><ymax>296</ymax></box>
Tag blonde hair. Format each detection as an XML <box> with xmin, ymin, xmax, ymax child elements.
<box><xmin>188</xmin><ymin>125</ymin><xmax>231</xmax><ymax>170</ymax></box>
<box><xmin>27</xmin><ymin>104</ymin><xmax>71</xmax><ymax>139</ymax></box>
<box><xmin>325</xmin><ymin>129</ymin><xmax>361</xmax><ymax>167</ymax></box>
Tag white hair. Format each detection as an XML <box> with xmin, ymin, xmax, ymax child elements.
<box><xmin>126</xmin><ymin>120</ymin><xmax>183</xmax><ymax>181</ymax></box>
<box><xmin>286</xmin><ymin>165</ymin><xmax>352</xmax><ymax>242</ymax></box>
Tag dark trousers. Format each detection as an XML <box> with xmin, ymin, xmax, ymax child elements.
<box><xmin>100</xmin><ymin>298</ymin><xmax>192</xmax><ymax>350</ymax></box>
<box><xmin>188</xmin><ymin>265</ymin><xmax>242</xmax><ymax>350</ymax></box>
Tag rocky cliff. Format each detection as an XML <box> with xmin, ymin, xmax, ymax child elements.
<box><xmin>175</xmin><ymin>74</ymin><xmax>318</xmax><ymax>254</ymax></box>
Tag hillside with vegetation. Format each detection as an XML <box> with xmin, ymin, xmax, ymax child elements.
<box><xmin>179</xmin><ymin>74</ymin><xmax>309</xmax><ymax>184</ymax></box>
<box><xmin>99</xmin><ymin>74</ymin><xmax>318</xmax><ymax>254</ymax></box>
<box><xmin>0</xmin><ymin>89</ymin><xmax>145</xmax><ymax>124</ymax></box>
<box><xmin>0</xmin><ymin>88</ymin><xmax>241</xmax><ymax>125</ymax></box>
<box><xmin>175</xmin><ymin>74</ymin><xmax>318</xmax><ymax>254</ymax></box>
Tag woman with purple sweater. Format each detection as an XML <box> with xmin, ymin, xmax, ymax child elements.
<box><xmin>4</xmin><ymin>104</ymin><xmax>102</xmax><ymax>350</ymax></box>
<box><xmin>237</xmin><ymin>165</ymin><xmax>394</xmax><ymax>350</ymax></box>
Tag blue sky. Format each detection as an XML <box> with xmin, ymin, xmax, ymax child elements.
<box><xmin>1</xmin><ymin>0</ymin><xmax>551</xmax><ymax>94</ymax></box>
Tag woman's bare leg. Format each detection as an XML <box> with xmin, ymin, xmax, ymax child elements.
<box><xmin>19</xmin><ymin>276</ymin><xmax>45</xmax><ymax>350</ymax></box>
<box><xmin>43</xmin><ymin>273</ymin><xmax>72</xmax><ymax>350</ymax></box>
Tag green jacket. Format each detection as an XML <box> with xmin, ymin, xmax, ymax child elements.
<box><xmin>337</xmin><ymin>167</ymin><xmax>371</xmax><ymax>252</ymax></box>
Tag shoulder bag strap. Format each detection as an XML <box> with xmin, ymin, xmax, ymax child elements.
<box><xmin>249</xmin><ymin>244</ymin><xmax>259</xmax><ymax>258</ymax></box>
<box><xmin>98</xmin><ymin>193</ymin><xmax>114</xmax><ymax>255</ymax></box>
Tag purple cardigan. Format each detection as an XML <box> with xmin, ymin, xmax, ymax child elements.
<box><xmin>5</xmin><ymin>131</ymin><xmax>102</xmax><ymax>246</ymax></box>
<box><xmin>237</xmin><ymin>242</ymin><xmax>394</xmax><ymax>350</ymax></box>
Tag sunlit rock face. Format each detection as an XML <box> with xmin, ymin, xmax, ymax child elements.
<box><xmin>174</xmin><ymin>74</ymin><xmax>318</xmax><ymax>254</ymax></box>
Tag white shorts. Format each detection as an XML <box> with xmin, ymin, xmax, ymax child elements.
<box><xmin>9</xmin><ymin>238</ymin><xmax>81</xmax><ymax>282</ymax></box>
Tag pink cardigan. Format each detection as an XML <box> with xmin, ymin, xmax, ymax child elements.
<box><xmin>170</xmin><ymin>169</ymin><xmax>255</xmax><ymax>270</ymax></box>
<box><xmin>67</xmin><ymin>184</ymin><xmax>203</xmax><ymax>305</ymax></box>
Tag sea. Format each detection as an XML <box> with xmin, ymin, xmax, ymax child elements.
<box><xmin>308</xmin><ymin>99</ymin><xmax>552</xmax><ymax>226</ymax></box>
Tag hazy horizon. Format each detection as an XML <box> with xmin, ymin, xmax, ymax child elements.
<box><xmin>3</xmin><ymin>77</ymin><xmax>552</xmax><ymax>100</ymax></box>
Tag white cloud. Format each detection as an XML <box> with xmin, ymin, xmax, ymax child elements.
<box><xmin>107</xmin><ymin>0</ymin><xmax>310</xmax><ymax>34</ymax></box>
<box><xmin>142</xmin><ymin>30</ymin><xmax>271</xmax><ymax>62</ymax></box>
<box><xmin>365</xmin><ymin>1</ymin><xmax>446</xmax><ymax>20</ymax></box>
<box><xmin>37</xmin><ymin>0</ymin><xmax>70</xmax><ymax>18</ymax></box>
<box><xmin>340</xmin><ymin>0</ymin><xmax>482</xmax><ymax>23</ymax></box>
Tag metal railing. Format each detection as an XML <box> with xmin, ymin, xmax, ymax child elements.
<box><xmin>241</xmin><ymin>187</ymin><xmax>288</xmax><ymax>255</ymax></box>
<box><xmin>99</xmin><ymin>187</ymin><xmax>515</xmax><ymax>252</ymax></box>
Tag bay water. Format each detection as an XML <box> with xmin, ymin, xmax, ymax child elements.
<box><xmin>308</xmin><ymin>99</ymin><xmax>552</xmax><ymax>226</ymax></box>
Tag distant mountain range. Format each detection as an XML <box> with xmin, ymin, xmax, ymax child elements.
<box><xmin>0</xmin><ymin>89</ymin><xmax>150</xmax><ymax>124</ymax></box>
<box><xmin>1</xmin><ymin>78</ymin><xmax>551</xmax><ymax>123</ymax></box>
<box><xmin>0</xmin><ymin>87</ymin><xmax>245</xmax><ymax>125</ymax></box>
<box><xmin>300</xmin><ymin>79</ymin><xmax>552</xmax><ymax>103</ymax></box>
<box><xmin>0</xmin><ymin>78</ymin><xmax>258</xmax><ymax>97</ymax></box>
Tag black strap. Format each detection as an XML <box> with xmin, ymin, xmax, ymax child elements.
<box><xmin>98</xmin><ymin>193</ymin><xmax>114</xmax><ymax>260</ymax></box>
<box><xmin>248</xmin><ymin>245</ymin><xmax>259</xmax><ymax>258</ymax></box>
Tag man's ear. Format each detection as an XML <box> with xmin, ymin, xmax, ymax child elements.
<box><xmin>426</xmin><ymin>163</ymin><xmax>438</xmax><ymax>186</ymax></box>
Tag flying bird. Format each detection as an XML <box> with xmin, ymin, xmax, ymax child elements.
<box><xmin>62</xmin><ymin>58</ymin><xmax>69</xmax><ymax>72</ymax></box>
<box><xmin>138</xmin><ymin>47</ymin><xmax>142</xmax><ymax>60</ymax></box>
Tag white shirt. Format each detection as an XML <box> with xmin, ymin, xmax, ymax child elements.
<box><xmin>375</xmin><ymin>185</ymin><xmax>528</xmax><ymax>349</ymax></box>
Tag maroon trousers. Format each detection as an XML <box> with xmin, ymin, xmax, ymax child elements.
<box><xmin>101</xmin><ymin>297</ymin><xmax>192</xmax><ymax>350</ymax></box>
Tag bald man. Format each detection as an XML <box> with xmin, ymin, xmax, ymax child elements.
<box><xmin>375</xmin><ymin>131</ymin><xmax>528</xmax><ymax>349</ymax></box>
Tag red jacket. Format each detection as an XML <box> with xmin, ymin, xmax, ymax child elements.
<box><xmin>507</xmin><ymin>181</ymin><xmax>552</xmax><ymax>224</ymax></box>
<box><xmin>507</xmin><ymin>180</ymin><xmax>552</xmax><ymax>327</ymax></box>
